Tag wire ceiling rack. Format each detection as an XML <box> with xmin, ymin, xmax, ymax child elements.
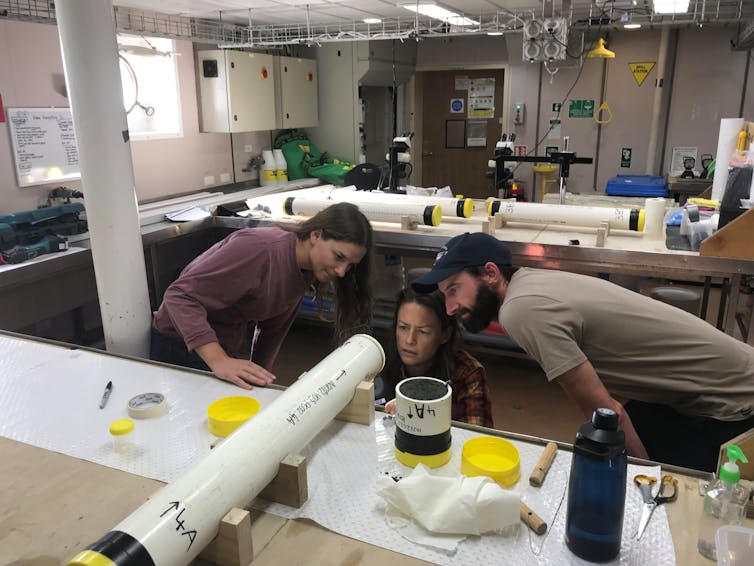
<box><xmin>0</xmin><ymin>1</ymin><xmax>752</xmax><ymax>47</ymax></box>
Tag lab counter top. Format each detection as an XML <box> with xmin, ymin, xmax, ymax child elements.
<box><xmin>0</xmin><ymin>331</ymin><xmax>747</xmax><ymax>566</ymax></box>
<box><xmin>2</xmin><ymin>185</ymin><xmax>754</xmax><ymax>343</ymax></box>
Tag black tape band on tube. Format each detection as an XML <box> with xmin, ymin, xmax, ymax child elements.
<box><xmin>422</xmin><ymin>206</ymin><xmax>434</xmax><ymax>226</ymax></box>
<box><xmin>284</xmin><ymin>197</ymin><xmax>295</xmax><ymax>215</ymax></box>
<box><xmin>395</xmin><ymin>428</ymin><xmax>452</xmax><ymax>455</ymax></box>
<box><xmin>87</xmin><ymin>531</ymin><xmax>156</xmax><ymax>566</ymax></box>
<box><xmin>490</xmin><ymin>200</ymin><xmax>501</xmax><ymax>215</ymax></box>
<box><xmin>629</xmin><ymin>209</ymin><xmax>640</xmax><ymax>231</ymax></box>
<box><xmin>456</xmin><ymin>200</ymin><xmax>465</xmax><ymax>217</ymax></box>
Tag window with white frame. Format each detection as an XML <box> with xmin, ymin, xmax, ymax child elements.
<box><xmin>117</xmin><ymin>35</ymin><xmax>182</xmax><ymax>139</ymax></box>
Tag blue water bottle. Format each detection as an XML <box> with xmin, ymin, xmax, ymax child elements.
<box><xmin>565</xmin><ymin>408</ymin><xmax>627</xmax><ymax>562</ymax></box>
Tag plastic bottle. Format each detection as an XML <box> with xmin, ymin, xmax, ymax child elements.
<box><xmin>260</xmin><ymin>149</ymin><xmax>277</xmax><ymax>186</ymax></box>
<box><xmin>273</xmin><ymin>149</ymin><xmax>288</xmax><ymax>184</ymax></box>
<box><xmin>697</xmin><ymin>444</ymin><xmax>750</xmax><ymax>560</ymax></box>
<box><xmin>564</xmin><ymin>408</ymin><xmax>627</xmax><ymax>562</ymax></box>
<box><xmin>109</xmin><ymin>418</ymin><xmax>135</xmax><ymax>454</ymax></box>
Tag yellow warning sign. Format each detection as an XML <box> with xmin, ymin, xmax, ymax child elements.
<box><xmin>629</xmin><ymin>62</ymin><xmax>656</xmax><ymax>87</ymax></box>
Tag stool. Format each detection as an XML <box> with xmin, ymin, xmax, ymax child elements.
<box><xmin>532</xmin><ymin>163</ymin><xmax>559</xmax><ymax>201</ymax></box>
<box><xmin>650</xmin><ymin>286</ymin><xmax>701</xmax><ymax>315</ymax></box>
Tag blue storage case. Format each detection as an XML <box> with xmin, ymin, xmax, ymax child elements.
<box><xmin>605</xmin><ymin>175</ymin><xmax>668</xmax><ymax>197</ymax></box>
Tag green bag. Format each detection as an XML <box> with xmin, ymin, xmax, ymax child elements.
<box><xmin>274</xmin><ymin>130</ymin><xmax>355</xmax><ymax>184</ymax></box>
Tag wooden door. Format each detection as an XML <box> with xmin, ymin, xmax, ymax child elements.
<box><xmin>420</xmin><ymin>69</ymin><xmax>505</xmax><ymax>199</ymax></box>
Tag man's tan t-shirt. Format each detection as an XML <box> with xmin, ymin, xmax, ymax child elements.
<box><xmin>498</xmin><ymin>268</ymin><xmax>754</xmax><ymax>421</ymax></box>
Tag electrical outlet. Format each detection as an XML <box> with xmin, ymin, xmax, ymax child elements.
<box><xmin>244</xmin><ymin>144</ymin><xmax>253</xmax><ymax>153</ymax></box>
<box><xmin>204</xmin><ymin>175</ymin><xmax>215</xmax><ymax>186</ymax></box>
<box><xmin>220</xmin><ymin>173</ymin><xmax>231</xmax><ymax>183</ymax></box>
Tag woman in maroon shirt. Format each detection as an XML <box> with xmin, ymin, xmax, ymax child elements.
<box><xmin>151</xmin><ymin>202</ymin><xmax>373</xmax><ymax>389</ymax></box>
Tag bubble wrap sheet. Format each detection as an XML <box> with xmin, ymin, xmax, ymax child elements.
<box><xmin>0</xmin><ymin>335</ymin><xmax>676</xmax><ymax>565</ymax></box>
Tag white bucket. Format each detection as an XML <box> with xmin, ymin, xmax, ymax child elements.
<box><xmin>394</xmin><ymin>376</ymin><xmax>452</xmax><ymax>468</ymax></box>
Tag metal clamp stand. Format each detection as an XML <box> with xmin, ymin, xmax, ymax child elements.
<box><xmin>490</xmin><ymin>142</ymin><xmax>592</xmax><ymax>204</ymax></box>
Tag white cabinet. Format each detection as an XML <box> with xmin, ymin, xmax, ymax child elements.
<box><xmin>275</xmin><ymin>56</ymin><xmax>319</xmax><ymax>129</ymax></box>
<box><xmin>198</xmin><ymin>50</ymin><xmax>276</xmax><ymax>132</ymax></box>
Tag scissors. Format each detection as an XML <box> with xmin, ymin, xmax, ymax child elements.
<box><xmin>634</xmin><ymin>474</ymin><xmax>678</xmax><ymax>540</ymax></box>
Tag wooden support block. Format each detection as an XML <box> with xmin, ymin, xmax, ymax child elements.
<box><xmin>336</xmin><ymin>380</ymin><xmax>374</xmax><ymax>425</ymax></box>
<box><xmin>400</xmin><ymin>215</ymin><xmax>418</xmax><ymax>230</ymax></box>
<box><xmin>259</xmin><ymin>453</ymin><xmax>308</xmax><ymax>508</ymax></box>
<box><xmin>493</xmin><ymin>212</ymin><xmax>506</xmax><ymax>228</ymax></box>
<box><xmin>199</xmin><ymin>507</ymin><xmax>253</xmax><ymax>566</ymax></box>
<box><xmin>481</xmin><ymin>219</ymin><xmax>494</xmax><ymax>235</ymax></box>
<box><xmin>596</xmin><ymin>221</ymin><xmax>610</xmax><ymax>248</ymax></box>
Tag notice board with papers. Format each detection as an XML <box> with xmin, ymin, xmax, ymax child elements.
<box><xmin>7</xmin><ymin>107</ymin><xmax>81</xmax><ymax>187</ymax></box>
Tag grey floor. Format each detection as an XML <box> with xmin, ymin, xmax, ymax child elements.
<box><xmin>271</xmin><ymin>320</ymin><xmax>585</xmax><ymax>444</ymax></box>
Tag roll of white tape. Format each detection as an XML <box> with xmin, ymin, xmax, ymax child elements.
<box><xmin>127</xmin><ymin>392</ymin><xmax>168</xmax><ymax>419</ymax></box>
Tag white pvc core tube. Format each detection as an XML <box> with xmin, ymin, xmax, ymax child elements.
<box><xmin>68</xmin><ymin>334</ymin><xmax>384</xmax><ymax>566</ymax></box>
<box><xmin>488</xmin><ymin>200</ymin><xmax>642</xmax><ymax>231</ymax></box>
<box><xmin>284</xmin><ymin>197</ymin><xmax>442</xmax><ymax>227</ymax></box>
<box><xmin>329</xmin><ymin>188</ymin><xmax>474</xmax><ymax>218</ymax></box>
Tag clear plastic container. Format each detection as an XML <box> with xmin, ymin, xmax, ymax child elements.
<box><xmin>109</xmin><ymin>418</ymin><xmax>135</xmax><ymax>454</ymax></box>
<box><xmin>715</xmin><ymin>525</ymin><xmax>754</xmax><ymax>566</ymax></box>
<box><xmin>698</xmin><ymin>445</ymin><xmax>750</xmax><ymax>560</ymax></box>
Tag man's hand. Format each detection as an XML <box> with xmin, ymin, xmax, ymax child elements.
<box><xmin>556</xmin><ymin>360</ymin><xmax>649</xmax><ymax>460</ymax></box>
<box><xmin>196</xmin><ymin>342</ymin><xmax>276</xmax><ymax>390</ymax></box>
<box><xmin>384</xmin><ymin>399</ymin><xmax>397</xmax><ymax>414</ymax></box>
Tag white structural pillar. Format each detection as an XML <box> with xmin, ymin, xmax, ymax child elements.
<box><xmin>67</xmin><ymin>334</ymin><xmax>385</xmax><ymax>566</ymax></box>
<box><xmin>645</xmin><ymin>27</ymin><xmax>675</xmax><ymax>175</ymax></box>
<box><xmin>488</xmin><ymin>200</ymin><xmax>643</xmax><ymax>231</ymax></box>
<box><xmin>56</xmin><ymin>0</ymin><xmax>151</xmax><ymax>356</ymax></box>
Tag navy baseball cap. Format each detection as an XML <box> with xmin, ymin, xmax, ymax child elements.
<box><xmin>411</xmin><ymin>232</ymin><xmax>512</xmax><ymax>293</ymax></box>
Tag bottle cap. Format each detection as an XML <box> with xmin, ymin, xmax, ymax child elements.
<box><xmin>109</xmin><ymin>418</ymin><xmax>134</xmax><ymax>436</ymax></box>
<box><xmin>720</xmin><ymin>444</ymin><xmax>748</xmax><ymax>483</ymax></box>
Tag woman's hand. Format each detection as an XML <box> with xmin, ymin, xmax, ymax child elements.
<box><xmin>196</xmin><ymin>343</ymin><xmax>276</xmax><ymax>389</ymax></box>
<box><xmin>384</xmin><ymin>399</ymin><xmax>397</xmax><ymax>415</ymax></box>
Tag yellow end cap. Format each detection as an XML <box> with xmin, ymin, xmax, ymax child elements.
<box><xmin>430</xmin><ymin>205</ymin><xmax>442</xmax><ymax>227</ymax></box>
<box><xmin>109</xmin><ymin>418</ymin><xmax>134</xmax><ymax>436</ymax></box>
<box><xmin>67</xmin><ymin>550</ymin><xmax>118</xmax><ymax>566</ymax></box>
<box><xmin>638</xmin><ymin>208</ymin><xmax>646</xmax><ymax>232</ymax></box>
<box><xmin>395</xmin><ymin>447</ymin><xmax>452</xmax><ymax>469</ymax></box>
<box><xmin>487</xmin><ymin>200</ymin><xmax>494</xmax><ymax>216</ymax></box>
<box><xmin>462</xmin><ymin>198</ymin><xmax>474</xmax><ymax>218</ymax></box>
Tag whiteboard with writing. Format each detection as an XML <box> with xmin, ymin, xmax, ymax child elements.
<box><xmin>7</xmin><ymin>107</ymin><xmax>81</xmax><ymax>188</ymax></box>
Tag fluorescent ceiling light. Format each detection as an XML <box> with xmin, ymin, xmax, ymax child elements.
<box><xmin>653</xmin><ymin>0</ymin><xmax>690</xmax><ymax>14</ymax></box>
<box><xmin>487</xmin><ymin>31</ymin><xmax>503</xmax><ymax>36</ymax></box>
<box><xmin>402</xmin><ymin>3</ymin><xmax>478</xmax><ymax>26</ymax></box>
<box><xmin>363</xmin><ymin>18</ymin><xmax>382</xmax><ymax>24</ymax></box>
<box><xmin>623</xmin><ymin>23</ymin><xmax>642</xmax><ymax>29</ymax></box>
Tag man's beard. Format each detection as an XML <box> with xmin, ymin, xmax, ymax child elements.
<box><xmin>459</xmin><ymin>282</ymin><xmax>500</xmax><ymax>333</ymax></box>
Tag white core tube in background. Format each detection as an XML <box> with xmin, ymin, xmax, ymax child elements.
<box><xmin>488</xmin><ymin>200</ymin><xmax>642</xmax><ymax>231</ymax></box>
<box><xmin>712</xmin><ymin>118</ymin><xmax>745</xmax><ymax>201</ymax></box>
<box><xmin>329</xmin><ymin>188</ymin><xmax>474</xmax><ymax>218</ymax></box>
<box><xmin>643</xmin><ymin>197</ymin><xmax>666</xmax><ymax>238</ymax></box>
<box><xmin>67</xmin><ymin>335</ymin><xmax>385</xmax><ymax>566</ymax></box>
<box><xmin>284</xmin><ymin>197</ymin><xmax>442</xmax><ymax>227</ymax></box>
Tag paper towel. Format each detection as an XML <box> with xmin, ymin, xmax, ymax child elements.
<box><xmin>712</xmin><ymin>118</ymin><xmax>745</xmax><ymax>201</ymax></box>
<box><xmin>643</xmin><ymin>197</ymin><xmax>666</xmax><ymax>239</ymax></box>
<box><xmin>377</xmin><ymin>463</ymin><xmax>520</xmax><ymax>551</ymax></box>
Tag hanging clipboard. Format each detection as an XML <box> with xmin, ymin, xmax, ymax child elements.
<box><xmin>7</xmin><ymin>107</ymin><xmax>81</xmax><ymax>188</ymax></box>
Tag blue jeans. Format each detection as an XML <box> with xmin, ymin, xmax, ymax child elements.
<box><xmin>149</xmin><ymin>327</ymin><xmax>211</xmax><ymax>372</ymax></box>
